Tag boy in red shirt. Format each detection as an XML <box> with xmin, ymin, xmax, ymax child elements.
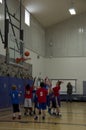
<box><xmin>34</xmin><ymin>82</ymin><xmax>48</xmax><ymax>120</ymax></box>
<box><xmin>24</xmin><ymin>84</ymin><xmax>33</xmax><ymax>116</ymax></box>
<box><xmin>24</xmin><ymin>77</ymin><xmax>36</xmax><ymax>116</ymax></box>
<box><xmin>52</xmin><ymin>81</ymin><xmax>63</xmax><ymax>116</ymax></box>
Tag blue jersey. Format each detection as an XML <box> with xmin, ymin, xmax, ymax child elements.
<box><xmin>10</xmin><ymin>90</ymin><xmax>19</xmax><ymax>104</ymax></box>
<box><xmin>44</xmin><ymin>84</ymin><xmax>49</xmax><ymax>90</ymax></box>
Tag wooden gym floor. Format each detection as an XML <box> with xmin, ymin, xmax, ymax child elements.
<box><xmin>0</xmin><ymin>102</ymin><xmax>86</xmax><ymax>130</ymax></box>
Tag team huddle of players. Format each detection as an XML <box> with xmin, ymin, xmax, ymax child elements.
<box><xmin>10</xmin><ymin>77</ymin><xmax>62</xmax><ymax>120</ymax></box>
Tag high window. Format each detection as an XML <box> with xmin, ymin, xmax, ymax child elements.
<box><xmin>25</xmin><ymin>9</ymin><xmax>30</xmax><ymax>26</ymax></box>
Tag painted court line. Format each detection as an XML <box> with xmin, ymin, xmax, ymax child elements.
<box><xmin>0</xmin><ymin>120</ymin><xmax>86</xmax><ymax>127</ymax></box>
<box><xmin>0</xmin><ymin>127</ymin><xmax>47</xmax><ymax>130</ymax></box>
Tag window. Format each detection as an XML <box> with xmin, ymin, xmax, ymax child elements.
<box><xmin>0</xmin><ymin>0</ymin><xmax>2</xmax><ymax>4</ymax></box>
<box><xmin>25</xmin><ymin>9</ymin><xmax>30</xmax><ymax>26</ymax></box>
<box><xmin>51</xmin><ymin>79</ymin><xmax>76</xmax><ymax>94</ymax></box>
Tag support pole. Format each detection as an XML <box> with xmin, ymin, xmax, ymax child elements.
<box><xmin>19</xmin><ymin>0</ymin><xmax>24</xmax><ymax>56</ymax></box>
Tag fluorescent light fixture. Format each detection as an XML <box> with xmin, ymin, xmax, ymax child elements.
<box><xmin>69</xmin><ymin>8</ymin><xmax>76</xmax><ymax>15</ymax></box>
<box><xmin>0</xmin><ymin>0</ymin><xmax>2</xmax><ymax>4</ymax></box>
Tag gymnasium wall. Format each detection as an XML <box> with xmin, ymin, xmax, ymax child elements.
<box><xmin>23</xmin><ymin>15</ymin><xmax>46</xmax><ymax>57</ymax></box>
<box><xmin>44</xmin><ymin>12</ymin><xmax>86</xmax><ymax>95</ymax></box>
<box><xmin>44</xmin><ymin>57</ymin><xmax>86</xmax><ymax>95</ymax></box>
<box><xmin>25</xmin><ymin>49</ymin><xmax>46</xmax><ymax>79</ymax></box>
<box><xmin>45</xmin><ymin>12</ymin><xmax>86</xmax><ymax>57</ymax></box>
<box><xmin>0</xmin><ymin>76</ymin><xmax>33</xmax><ymax>109</ymax></box>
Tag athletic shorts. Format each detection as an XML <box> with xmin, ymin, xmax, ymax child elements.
<box><xmin>52</xmin><ymin>100</ymin><xmax>57</xmax><ymax>108</ymax></box>
<box><xmin>37</xmin><ymin>103</ymin><xmax>47</xmax><ymax>110</ymax></box>
<box><xmin>24</xmin><ymin>98</ymin><xmax>32</xmax><ymax>108</ymax></box>
<box><xmin>55</xmin><ymin>96</ymin><xmax>61</xmax><ymax>107</ymax></box>
<box><xmin>13</xmin><ymin>104</ymin><xmax>20</xmax><ymax>113</ymax></box>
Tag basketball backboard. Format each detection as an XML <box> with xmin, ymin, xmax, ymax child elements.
<box><xmin>7</xmin><ymin>33</ymin><xmax>24</xmax><ymax>67</ymax></box>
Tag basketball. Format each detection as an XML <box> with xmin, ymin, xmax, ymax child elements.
<box><xmin>24</xmin><ymin>51</ymin><xmax>30</xmax><ymax>56</ymax></box>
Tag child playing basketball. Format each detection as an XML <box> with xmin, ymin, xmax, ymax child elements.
<box><xmin>52</xmin><ymin>81</ymin><xmax>63</xmax><ymax>116</ymax></box>
<box><xmin>44</xmin><ymin>77</ymin><xmax>52</xmax><ymax>114</ymax></box>
<box><xmin>10</xmin><ymin>85</ymin><xmax>21</xmax><ymax>120</ymax></box>
<box><xmin>24</xmin><ymin>83</ymin><xmax>33</xmax><ymax>116</ymax></box>
<box><xmin>34</xmin><ymin>82</ymin><xmax>48</xmax><ymax>120</ymax></box>
<box><xmin>24</xmin><ymin>77</ymin><xmax>36</xmax><ymax>116</ymax></box>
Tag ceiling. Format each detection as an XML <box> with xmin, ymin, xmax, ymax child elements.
<box><xmin>22</xmin><ymin>0</ymin><xmax>86</xmax><ymax>28</ymax></box>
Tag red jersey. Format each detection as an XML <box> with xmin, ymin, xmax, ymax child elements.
<box><xmin>25</xmin><ymin>87</ymin><xmax>33</xmax><ymax>99</ymax></box>
<box><xmin>53</xmin><ymin>85</ymin><xmax>60</xmax><ymax>96</ymax></box>
<box><xmin>36</xmin><ymin>87</ymin><xmax>48</xmax><ymax>103</ymax></box>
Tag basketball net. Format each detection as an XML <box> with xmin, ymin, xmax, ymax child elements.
<box><xmin>15</xmin><ymin>57</ymin><xmax>31</xmax><ymax>64</ymax></box>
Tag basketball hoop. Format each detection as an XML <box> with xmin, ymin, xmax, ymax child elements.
<box><xmin>15</xmin><ymin>58</ymin><xmax>21</xmax><ymax>63</ymax></box>
<box><xmin>24</xmin><ymin>57</ymin><xmax>31</xmax><ymax>61</ymax></box>
<box><xmin>15</xmin><ymin>57</ymin><xmax>31</xmax><ymax>63</ymax></box>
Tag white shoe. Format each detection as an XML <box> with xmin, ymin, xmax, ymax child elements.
<box><xmin>56</xmin><ymin>112</ymin><xmax>62</xmax><ymax>116</ymax></box>
<box><xmin>58</xmin><ymin>112</ymin><xmax>62</xmax><ymax>116</ymax></box>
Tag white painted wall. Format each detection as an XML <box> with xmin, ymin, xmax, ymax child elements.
<box><xmin>44</xmin><ymin>12</ymin><xmax>86</xmax><ymax>94</ymax></box>
<box><xmin>44</xmin><ymin>57</ymin><xmax>86</xmax><ymax>94</ymax></box>
<box><xmin>24</xmin><ymin>49</ymin><xmax>46</xmax><ymax>79</ymax></box>
<box><xmin>25</xmin><ymin>49</ymin><xmax>86</xmax><ymax>95</ymax></box>
<box><xmin>45</xmin><ymin>12</ymin><xmax>86</xmax><ymax>57</ymax></box>
<box><xmin>23</xmin><ymin>15</ymin><xmax>46</xmax><ymax>57</ymax></box>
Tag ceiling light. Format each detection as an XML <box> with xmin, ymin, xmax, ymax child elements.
<box><xmin>69</xmin><ymin>0</ymin><xmax>76</xmax><ymax>15</ymax></box>
<box><xmin>69</xmin><ymin>8</ymin><xmax>76</xmax><ymax>15</ymax></box>
<box><xmin>0</xmin><ymin>0</ymin><xmax>2</xmax><ymax>4</ymax></box>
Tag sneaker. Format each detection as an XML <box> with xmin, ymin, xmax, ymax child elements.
<box><xmin>56</xmin><ymin>112</ymin><xmax>62</xmax><ymax>116</ymax></box>
<box><xmin>42</xmin><ymin>116</ymin><xmax>45</xmax><ymax>120</ymax></box>
<box><xmin>29</xmin><ymin>111</ymin><xmax>33</xmax><ymax>116</ymax></box>
<box><xmin>18</xmin><ymin>115</ymin><xmax>21</xmax><ymax>119</ymax></box>
<box><xmin>53</xmin><ymin>112</ymin><xmax>56</xmax><ymax>115</ymax></box>
<box><xmin>58</xmin><ymin>112</ymin><xmax>62</xmax><ymax>116</ymax></box>
<box><xmin>25</xmin><ymin>113</ymin><xmax>29</xmax><ymax>116</ymax></box>
<box><xmin>34</xmin><ymin>116</ymin><xmax>38</xmax><ymax>120</ymax></box>
<box><xmin>48</xmin><ymin>108</ymin><xmax>51</xmax><ymax>115</ymax></box>
<box><xmin>39</xmin><ymin>110</ymin><xmax>41</xmax><ymax>115</ymax></box>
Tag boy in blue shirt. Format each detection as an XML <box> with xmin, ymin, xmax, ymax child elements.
<box><xmin>10</xmin><ymin>85</ymin><xmax>21</xmax><ymax>120</ymax></box>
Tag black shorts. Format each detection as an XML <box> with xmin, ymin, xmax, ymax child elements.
<box><xmin>12</xmin><ymin>104</ymin><xmax>20</xmax><ymax>113</ymax></box>
<box><xmin>52</xmin><ymin>100</ymin><xmax>56</xmax><ymax>108</ymax></box>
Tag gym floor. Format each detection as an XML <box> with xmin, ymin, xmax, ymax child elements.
<box><xmin>0</xmin><ymin>102</ymin><xmax>86</xmax><ymax>130</ymax></box>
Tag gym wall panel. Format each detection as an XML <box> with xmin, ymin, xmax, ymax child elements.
<box><xmin>0</xmin><ymin>76</ymin><xmax>33</xmax><ymax>109</ymax></box>
<box><xmin>45</xmin><ymin>12</ymin><xmax>86</xmax><ymax>57</ymax></box>
<box><xmin>83</xmin><ymin>81</ymin><xmax>86</xmax><ymax>95</ymax></box>
<box><xmin>24</xmin><ymin>15</ymin><xmax>46</xmax><ymax>57</ymax></box>
<box><xmin>0</xmin><ymin>77</ymin><xmax>9</xmax><ymax>108</ymax></box>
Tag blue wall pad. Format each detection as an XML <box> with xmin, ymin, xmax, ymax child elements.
<box><xmin>0</xmin><ymin>76</ymin><xmax>33</xmax><ymax>109</ymax></box>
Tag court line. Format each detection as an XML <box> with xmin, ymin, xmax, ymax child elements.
<box><xmin>0</xmin><ymin>120</ymin><xmax>86</xmax><ymax>127</ymax></box>
<box><xmin>0</xmin><ymin>127</ymin><xmax>47</xmax><ymax>130</ymax></box>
